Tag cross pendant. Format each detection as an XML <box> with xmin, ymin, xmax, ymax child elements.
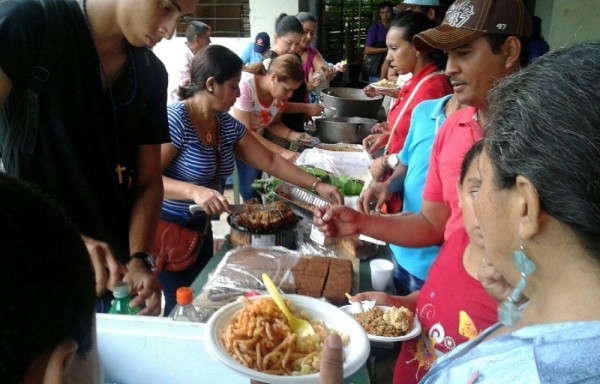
<box><xmin>115</xmin><ymin>164</ymin><xmax>126</xmax><ymax>184</ymax></box>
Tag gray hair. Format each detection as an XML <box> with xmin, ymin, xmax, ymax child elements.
<box><xmin>484</xmin><ymin>41</ymin><xmax>600</xmax><ymax>258</ymax></box>
<box><xmin>186</xmin><ymin>21</ymin><xmax>210</xmax><ymax>43</ymax></box>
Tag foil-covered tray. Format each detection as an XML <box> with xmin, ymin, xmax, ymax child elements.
<box><xmin>273</xmin><ymin>182</ymin><xmax>330</xmax><ymax>217</ymax></box>
<box><xmin>316</xmin><ymin>143</ymin><xmax>364</xmax><ymax>152</ymax></box>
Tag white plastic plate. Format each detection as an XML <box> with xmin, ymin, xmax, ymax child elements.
<box><xmin>340</xmin><ymin>305</ymin><xmax>421</xmax><ymax>343</ymax></box>
<box><xmin>205</xmin><ymin>294</ymin><xmax>370</xmax><ymax>383</ymax></box>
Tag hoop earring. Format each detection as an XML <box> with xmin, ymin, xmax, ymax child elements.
<box><xmin>498</xmin><ymin>241</ymin><xmax>535</xmax><ymax>327</ymax></box>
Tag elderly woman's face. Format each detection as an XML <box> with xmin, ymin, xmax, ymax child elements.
<box><xmin>474</xmin><ymin>150</ymin><xmax>520</xmax><ymax>279</ymax></box>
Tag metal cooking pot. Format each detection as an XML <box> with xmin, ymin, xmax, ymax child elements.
<box><xmin>320</xmin><ymin>87</ymin><xmax>383</xmax><ymax>119</ymax></box>
<box><xmin>315</xmin><ymin>117</ymin><xmax>377</xmax><ymax>144</ymax></box>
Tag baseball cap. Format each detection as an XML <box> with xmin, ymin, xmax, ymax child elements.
<box><xmin>254</xmin><ymin>32</ymin><xmax>270</xmax><ymax>54</ymax></box>
<box><xmin>413</xmin><ymin>0</ymin><xmax>532</xmax><ymax>53</ymax></box>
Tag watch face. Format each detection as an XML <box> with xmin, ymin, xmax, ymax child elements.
<box><xmin>388</xmin><ymin>155</ymin><xmax>399</xmax><ymax>168</ymax></box>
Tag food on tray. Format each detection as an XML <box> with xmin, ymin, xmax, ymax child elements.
<box><xmin>351</xmin><ymin>306</ymin><xmax>414</xmax><ymax>337</ymax></box>
<box><xmin>331</xmin><ymin>176</ymin><xmax>364</xmax><ymax>196</ymax></box>
<box><xmin>250</xmin><ymin>178</ymin><xmax>282</xmax><ymax>195</ymax></box>
<box><xmin>341</xmin><ymin>236</ymin><xmax>379</xmax><ymax>260</ymax></box>
<box><xmin>373</xmin><ymin>78</ymin><xmax>397</xmax><ymax>89</ymax></box>
<box><xmin>316</xmin><ymin>143</ymin><xmax>363</xmax><ymax>152</ymax></box>
<box><xmin>220</xmin><ymin>297</ymin><xmax>347</xmax><ymax>375</ymax></box>
<box><xmin>298</xmin><ymin>165</ymin><xmax>329</xmax><ymax>180</ymax></box>
<box><xmin>206</xmin><ymin>249</ymin><xmax>353</xmax><ymax>305</ymax></box>
<box><xmin>230</xmin><ymin>201</ymin><xmax>296</xmax><ymax>232</ymax></box>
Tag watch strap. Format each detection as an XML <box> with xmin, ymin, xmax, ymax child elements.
<box><xmin>381</xmin><ymin>155</ymin><xmax>390</xmax><ymax>170</ymax></box>
<box><xmin>129</xmin><ymin>252</ymin><xmax>157</xmax><ymax>273</ymax></box>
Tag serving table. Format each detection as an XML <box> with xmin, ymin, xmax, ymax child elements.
<box><xmin>187</xmin><ymin>236</ymin><xmax>395</xmax><ymax>384</ymax></box>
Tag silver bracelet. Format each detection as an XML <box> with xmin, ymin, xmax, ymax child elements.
<box><xmin>311</xmin><ymin>179</ymin><xmax>321</xmax><ymax>192</ymax></box>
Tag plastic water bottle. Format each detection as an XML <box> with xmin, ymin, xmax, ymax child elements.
<box><xmin>109</xmin><ymin>282</ymin><xmax>139</xmax><ymax>315</ymax></box>
<box><xmin>172</xmin><ymin>287</ymin><xmax>201</xmax><ymax>322</ymax></box>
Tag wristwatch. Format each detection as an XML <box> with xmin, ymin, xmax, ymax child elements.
<box><xmin>383</xmin><ymin>154</ymin><xmax>400</xmax><ymax>170</ymax></box>
<box><xmin>129</xmin><ymin>252</ymin><xmax>156</xmax><ymax>273</ymax></box>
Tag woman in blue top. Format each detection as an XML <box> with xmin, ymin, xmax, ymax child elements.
<box><xmin>157</xmin><ymin>45</ymin><xmax>342</xmax><ymax>315</ymax></box>
<box><xmin>358</xmin><ymin>94</ymin><xmax>463</xmax><ymax>295</ymax></box>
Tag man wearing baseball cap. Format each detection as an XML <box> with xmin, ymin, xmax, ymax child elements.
<box><xmin>240</xmin><ymin>31</ymin><xmax>271</xmax><ymax>65</ymax></box>
<box><xmin>407</xmin><ymin>0</ymin><xmax>531</xmax><ymax>255</ymax></box>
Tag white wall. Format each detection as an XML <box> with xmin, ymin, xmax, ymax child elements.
<box><xmin>249</xmin><ymin>0</ymin><xmax>299</xmax><ymax>41</ymax></box>
<box><xmin>155</xmin><ymin>1</ymin><xmax>300</xmax><ymax>58</ymax></box>
<box><xmin>535</xmin><ymin>0</ymin><xmax>600</xmax><ymax>50</ymax></box>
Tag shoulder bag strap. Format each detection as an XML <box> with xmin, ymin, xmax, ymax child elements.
<box><xmin>21</xmin><ymin>0</ymin><xmax>73</xmax><ymax>154</ymax></box>
<box><xmin>382</xmin><ymin>71</ymin><xmax>444</xmax><ymax>155</ymax></box>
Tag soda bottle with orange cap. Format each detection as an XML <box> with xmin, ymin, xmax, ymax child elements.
<box><xmin>172</xmin><ymin>287</ymin><xmax>201</xmax><ymax>322</ymax></box>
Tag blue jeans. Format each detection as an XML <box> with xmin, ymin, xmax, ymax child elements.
<box><xmin>392</xmin><ymin>256</ymin><xmax>425</xmax><ymax>296</ymax></box>
<box><xmin>158</xmin><ymin>226</ymin><xmax>214</xmax><ymax>317</ymax></box>
<box><xmin>235</xmin><ymin>157</ymin><xmax>261</xmax><ymax>201</ymax></box>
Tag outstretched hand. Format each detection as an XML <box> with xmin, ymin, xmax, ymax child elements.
<box><xmin>363</xmin><ymin>85</ymin><xmax>380</xmax><ymax>98</ymax></box>
<box><xmin>192</xmin><ymin>187</ymin><xmax>230</xmax><ymax>216</ymax></box>
<box><xmin>313</xmin><ymin>205</ymin><xmax>362</xmax><ymax>238</ymax></box>
<box><xmin>362</xmin><ymin>132</ymin><xmax>389</xmax><ymax>155</ymax></box>
<box><xmin>315</xmin><ymin>182</ymin><xmax>344</xmax><ymax>205</ymax></box>
<box><xmin>357</xmin><ymin>181</ymin><xmax>388</xmax><ymax>213</ymax></box>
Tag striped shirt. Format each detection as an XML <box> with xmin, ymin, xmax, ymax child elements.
<box><xmin>162</xmin><ymin>102</ymin><xmax>246</xmax><ymax>220</ymax></box>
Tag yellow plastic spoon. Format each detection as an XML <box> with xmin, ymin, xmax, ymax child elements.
<box><xmin>262</xmin><ymin>273</ymin><xmax>315</xmax><ymax>338</ymax></box>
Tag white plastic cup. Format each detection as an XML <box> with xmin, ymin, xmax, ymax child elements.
<box><xmin>370</xmin><ymin>259</ymin><xmax>394</xmax><ymax>291</ymax></box>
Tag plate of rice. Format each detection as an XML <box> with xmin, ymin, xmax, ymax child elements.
<box><xmin>340</xmin><ymin>304</ymin><xmax>421</xmax><ymax>343</ymax></box>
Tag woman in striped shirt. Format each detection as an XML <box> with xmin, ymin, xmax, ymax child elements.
<box><xmin>157</xmin><ymin>45</ymin><xmax>343</xmax><ymax>315</ymax></box>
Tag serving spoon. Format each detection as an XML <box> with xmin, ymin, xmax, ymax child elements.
<box><xmin>262</xmin><ymin>273</ymin><xmax>315</xmax><ymax>338</ymax></box>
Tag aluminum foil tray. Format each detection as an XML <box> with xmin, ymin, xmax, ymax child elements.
<box><xmin>273</xmin><ymin>182</ymin><xmax>330</xmax><ymax>217</ymax></box>
<box><xmin>316</xmin><ymin>143</ymin><xmax>364</xmax><ymax>152</ymax></box>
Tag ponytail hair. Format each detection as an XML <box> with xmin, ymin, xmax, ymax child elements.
<box><xmin>275</xmin><ymin>13</ymin><xmax>304</xmax><ymax>36</ymax></box>
<box><xmin>178</xmin><ymin>45</ymin><xmax>243</xmax><ymax>100</ymax></box>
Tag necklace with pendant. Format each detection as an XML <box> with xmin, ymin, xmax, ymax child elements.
<box><xmin>82</xmin><ymin>0</ymin><xmax>136</xmax><ymax>185</ymax></box>
<box><xmin>186</xmin><ymin>100</ymin><xmax>218</xmax><ymax>146</ymax></box>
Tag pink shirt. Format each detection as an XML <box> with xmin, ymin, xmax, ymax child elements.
<box><xmin>232</xmin><ymin>71</ymin><xmax>286</xmax><ymax>135</ymax></box>
<box><xmin>302</xmin><ymin>46</ymin><xmax>319</xmax><ymax>82</ymax></box>
<box><xmin>386</xmin><ymin>62</ymin><xmax>452</xmax><ymax>154</ymax></box>
<box><xmin>393</xmin><ymin>229</ymin><xmax>497</xmax><ymax>384</ymax></box>
<box><xmin>422</xmin><ymin>107</ymin><xmax>483</xmax><ymax>240</ymax></box>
